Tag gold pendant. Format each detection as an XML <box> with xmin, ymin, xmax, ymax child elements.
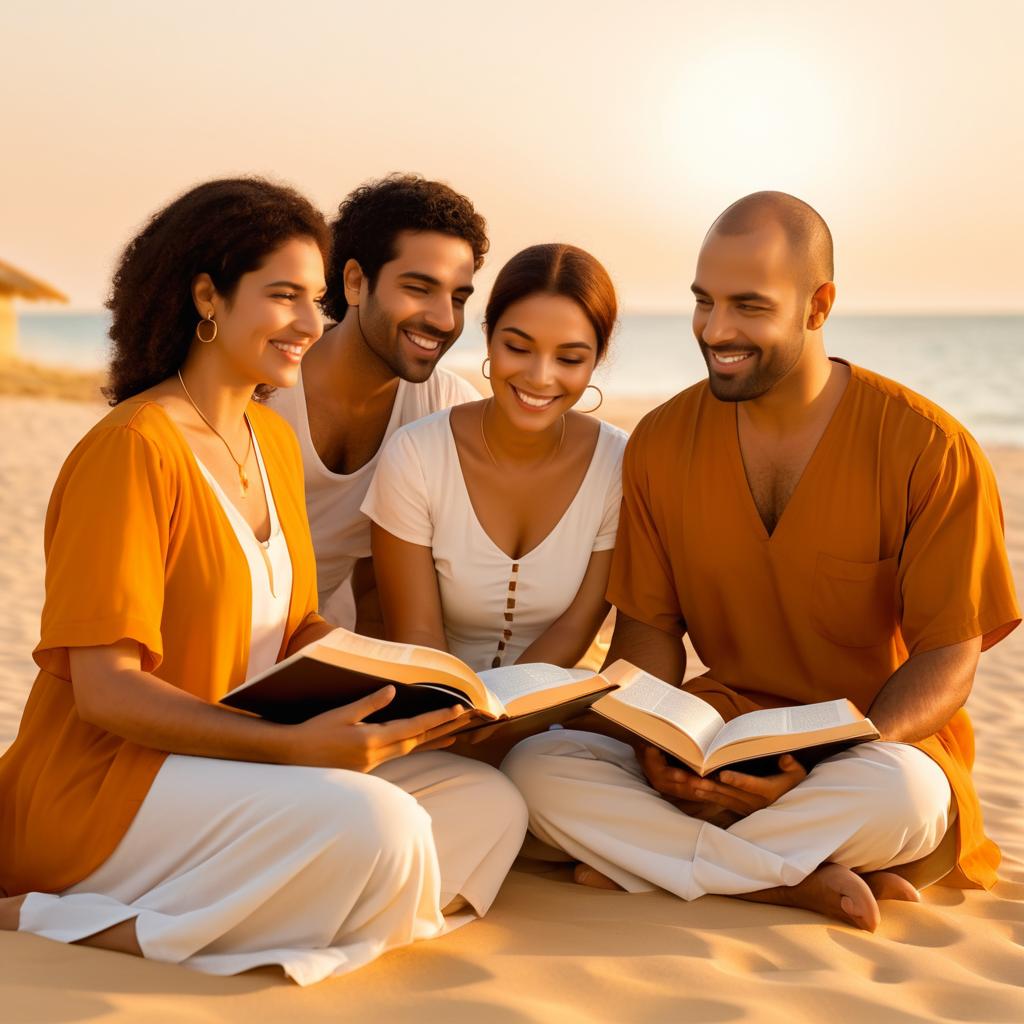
<box><xmin>239</xmin><ymin>466</ymin><xmax>249</xmax><ymax>496</ymax></box>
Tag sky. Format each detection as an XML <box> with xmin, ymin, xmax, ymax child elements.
<box><xmin>2</xmin><ymin>0</ymin><xmax>1023</xmax><ymax>315</ymax></box>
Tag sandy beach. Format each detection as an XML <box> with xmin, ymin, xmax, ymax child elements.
<box><xmin>1</xmin><ymin>383</ymin><xmax>1022</xmax><ymax>1023</ymax></box>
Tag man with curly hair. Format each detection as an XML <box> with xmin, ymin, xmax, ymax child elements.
<box><xmin>270</xmin><ymin>174</ymin><xmax>487</xmax><ymax>628</ymax></box>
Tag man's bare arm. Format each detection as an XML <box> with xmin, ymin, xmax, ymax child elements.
<box><xmin>567</xmin><ymin>612</ymin><xmax>687</xmax><ymax>743</ymax></box>
<box><xmin>602</xmin><ymin>611</ymin><xmax>686</xmax><ymax>683</ymax></box>
<box><xmin>867</xmin><ymin>635</ymin><xmax>981</xmax><ymax>742</ymax></box>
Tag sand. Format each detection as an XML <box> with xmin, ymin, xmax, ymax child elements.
<box><xmin>0</xmin><ymin>357</ymin><xmax>105</xmax><ymax>403</ymax></box>
<box><xmin>1</xmin><ymin>389</ymin><xmax>1022</xmax><ymax>1023</ymax></box>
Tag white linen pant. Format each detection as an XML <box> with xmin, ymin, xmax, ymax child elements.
<box><xmin>19</xmin><ymin>750</ymin><xmax>528</xmax><ymax>986</ymax></box>
<box><xmin>502</xmin><ymin>731</ymin><xmax>952</xmax><ymax>899</ymax></box>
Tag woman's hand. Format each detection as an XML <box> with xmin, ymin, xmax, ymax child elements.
<box><xmin>285</xmin><ymin>686</ymin><xmax>471</xmax><ymax>772</ymax></box>
<box><xmin>69</xmin><ymin>643</ymin><xmax>468</xmax><ymax>770</ymax></box>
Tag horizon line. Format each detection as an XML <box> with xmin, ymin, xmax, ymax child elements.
<box><xmin>18</xmin><ymin>307</ymin><xmax>1024</xmax><ymax>320</ymax></box>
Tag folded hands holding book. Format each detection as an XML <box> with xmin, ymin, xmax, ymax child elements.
<box><xmin>586</xmin><ymin>663</ymin><xmax>879</xmax><ymax>822</ymax></box>
<box><xmin>638</xmin><ymin>745</ymin><xmax>808</xmax><ymax>826</ymax></box>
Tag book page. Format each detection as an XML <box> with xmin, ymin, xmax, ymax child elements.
<box><xmin>708</xmin><ymin>699</ymin><xmax>856</xmax><ymax>754</ymax></box>
<box><xmin>303</xmin><ymin>628</ymin><xmax>496</xmax><ymax>711</ymax></box>
<box><xmin>478</xmin><ymin>664</ymin><xmax>594</xmax><ymax>708</ymax></box>
<box><xmin>611</xmin><ymin>676</ymin><xmax>725</xmax><ymax>756</ymax></box>
<box><xmin>317</xmin><ymin>628</ymin><xmax>473</xmax><ymax>676</ymax></box>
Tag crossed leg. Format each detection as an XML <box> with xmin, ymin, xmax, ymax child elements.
<box><xmin>503</xmin><ymin>730</ymin><xmax>953</xmax><ymax>931</ymax></box>
<box><xmin>8</xmin><ymin>751</ymin><xmax>525</xmax><ymax>974</ymax></box>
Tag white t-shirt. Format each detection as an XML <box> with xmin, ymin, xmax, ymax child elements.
<box><xmin>269</xmin><ymin>367</ymin><xmax>479</xmax><ymax>620</ymax></box>
<box><xmin>361</xmin><ymin>409</ymin><xmax>627</xmax><ymax>672</ymax></box>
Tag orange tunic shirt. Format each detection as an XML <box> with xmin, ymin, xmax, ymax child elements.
<box><xmin>0</xmin><ymin>399</ymin><xmax>324</xmax><ymax>897</ymax></box>
<box><xmin>607</xmin><ymin>362</ymin><xmax>1020</xmax><ymax>889</ymax></box>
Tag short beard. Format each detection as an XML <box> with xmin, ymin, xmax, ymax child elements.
<box><xmin>356</xmin><ymin>294</ymin><xmax>452</xmax><ymax>383</ymax></box>
<box><xmin>703</xmin><ymin>339</ymin><xmax>805</xmax><ymax>403</ymax></box>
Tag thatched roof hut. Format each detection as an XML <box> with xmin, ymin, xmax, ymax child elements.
<box><xmin>0</xmin><ymin>258</ymin><xmax>69</xmax><ymax>357</ymax></box>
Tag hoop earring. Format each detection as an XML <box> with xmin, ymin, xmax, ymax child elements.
<box><xmin>481</xmin><ymin>357</ymin><xmax>491</xmax><ymax>380</ymax></box>
<box><xmin>196</xmin><ymin>314</ymin><xmax>218</xmax><ymax>344</ymax></box>
<box><xmin>579</xmin><ymin>384</ymin><xmax>603</xmax><ymax>414</ymax></box>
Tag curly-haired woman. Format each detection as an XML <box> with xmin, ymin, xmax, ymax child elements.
<box><xmin>0</xmin><ymin>178</ymin><xmax>527</xmax><ymax>985</ymax></box>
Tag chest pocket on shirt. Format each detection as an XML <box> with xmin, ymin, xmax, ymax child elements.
<box><xmin>810</xmin><ymin>553</ymin><xmax>898</xmax><ymax>648</ymax></box>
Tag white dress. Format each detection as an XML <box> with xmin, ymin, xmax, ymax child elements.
<box><xmin>18</xmin><ymin>428</ymin><xmax>528</xmax><ymax>986</ymax></box>
<box><xmin>361</xmin><ymin>409</ymin><xmax>627</xmax><ymax>671</ymax></box>
<box><xmin>268</xmin><ymin>368</ymin><xmax>480</xmax><ymax>623</ymax></box>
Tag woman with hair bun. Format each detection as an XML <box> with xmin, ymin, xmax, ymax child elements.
<box><xmin>0</xmin><ymin>178</ymin><xmax>527</xmax><ymax>985</ymax></box>
<box><xmin>363</xmin><ymin>243</ymin><xmax>626</xmax><ymax>674</ymax></box>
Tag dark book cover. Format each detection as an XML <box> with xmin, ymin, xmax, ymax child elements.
<box><xmin>221</xmin><ymin>657</ymin><xmax>473</xmax><ymax>724</ymax></box>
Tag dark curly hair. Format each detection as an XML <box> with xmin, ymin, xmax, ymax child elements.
<box><xmin>104</xmin><ymin>177</ymin><xmax>330</xmax><ymax>404</ymax></box>
<box><xmin>484</xmin><ymin>244</ymin><xmax>618</xmax><ymax>361</ymax></box>
<box><xmin>321</xmin><ymin>174</ymin><xmax>488</xmax><ymax>323</ymax></box>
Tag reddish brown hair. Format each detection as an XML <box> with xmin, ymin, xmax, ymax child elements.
<box><xmin>483</xmin><ymin>244</ymin><xmax>617</xmax><ymax>360</ymax></box>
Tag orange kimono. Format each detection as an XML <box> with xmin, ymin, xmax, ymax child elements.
<box><xmin>0</xmin><ymin>399</ymin><xmax>324</xmax><ymax>897</ymax></box>
<box><xmin>607</xmin><ymin>361</ymin><xmax>1020</xmax><ymax>889</ymax></box>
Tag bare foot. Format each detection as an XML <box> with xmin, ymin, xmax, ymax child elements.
<box><xmin>863</xmin><ymin>870</ymin><xmax>920</xmax><ymax>903</ymax></box>
<box><xmin>74</xmin><ymin>918</ymin><xmax>143</xmax><ymax>957</ymax></box>
<box><xmin>740</xmin><ymin>863</ymin><xmax>881</xmax><ymax>931</ymax></box>
<box><xmin>0</xmin><ymin>895</ymin><xmax>26</xmax><ymax>931</ymax></box>
<box><xmin>573</xmin><ymin>863</ymin><xmax>625</xmax><ymax>891</ymax></box>
<box><xmin>441</xmin><ymin>894</ymin><xmax>470</xmax><ymax>915</ymax></box>
<box><xmin>0</xmin><ymin>895</ymin><xmax>141</xmax><ymax>956</ymax></box>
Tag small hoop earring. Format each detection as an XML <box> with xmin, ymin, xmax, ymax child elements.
<box><xmin>579</xmin><ymin>384</ymin><xmax>603</xmax><ymax>414</ymax></box>
<box><xmin>481</xmin><ymin>357</ymin><xmax>491</xmax><ymax>380</ymax></box>
<box><xmin>196</xmin><ymin>314</ymin><xmax>218</xmax><ymax>344</ymax></box>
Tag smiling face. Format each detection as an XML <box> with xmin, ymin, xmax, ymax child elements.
<box><xmin>351</xmin><ymin>230</ymin><xmax>476</xmax><ymax>382</ymax></box>
<box><xmin>200</xmin><ymin>235</ymin><xmax>327</xmax><ymax>389</ymax></box>
<box><xmin>487</xmin><ymin>292</ymin><xmax>600</xmax><ymax>432</ymax></box>
<box><xmin>691</xmin><ymin>222</ymin><xmax>811</xmax><ymax>402</ymax></box>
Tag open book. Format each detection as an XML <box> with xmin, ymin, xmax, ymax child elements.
<box><xmin>221</xmin><ymin>627</ymin><xmax>614</xmax><ymax>727</ymax></box>
<box><xmin>593</xmin><ymin>664</ymin><xmax>879</xmax><ymax>776</ymax></box>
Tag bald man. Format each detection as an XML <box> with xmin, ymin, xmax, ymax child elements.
<box><xmin>503</xmin><ymin>193</ymin><xmax>1020</xmax><ymax>930</ymax></box>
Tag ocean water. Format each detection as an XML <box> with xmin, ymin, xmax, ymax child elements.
<box><xmin>16</xmin><ymin>311</ymin><xmax>1024</xmax><ymax>447</ymax></box>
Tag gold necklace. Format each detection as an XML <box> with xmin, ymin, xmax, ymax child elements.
<box><xmin>177</xmin><ymin>370</ymin><xmax>252</xmax><ymax>496</ymax></box>
<box><xmin>479</xmin><ymin>398</ymin><xmax>566</xmax><ymax>468</ymax></box>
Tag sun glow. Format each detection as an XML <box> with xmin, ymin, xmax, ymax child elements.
<box><xmin>666</xmin><ymin>40</ymin><xmax>858</xmax><ymax>200</ymax></box>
